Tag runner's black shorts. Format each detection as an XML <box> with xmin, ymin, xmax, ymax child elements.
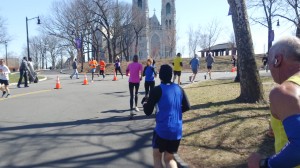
<box><xmin>152</xmin><ymin>131</ymin><xmax>180</xmax><ymax>154</ymax></box>
<box><xmin>99</xmin><ymin>70</ymin><xmax>104</xmax><ymax>75</ymax></box>
<box><xmin>0</xmin><ymin>79</ymin><xmax>9</xmax><ymax>86</ymax></box>
<box><xmin>173</xmin><ymin>71</ymin><xmax>181</xmax><ymax>76</ymax></box>
<box><xmin>207</xmin><ymin>66</ymin><xmax>212</xmax><ymax>70</ymax></box>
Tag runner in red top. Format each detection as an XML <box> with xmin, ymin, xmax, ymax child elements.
<box><xmin>98</xmin><ymin>58</ymin><xmax>106</xmax><ymax>79</ymax></box>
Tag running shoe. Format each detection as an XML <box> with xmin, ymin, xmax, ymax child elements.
<box><xmin>135</xmin><ymin>107</ymin><xmax>140</xmax><ymax>112</ymax></box>
<box><xmin>6</xmin><ymin>94</ymin><xmax>10</xmax><ymax>98</ymax></box>
<box><xmin>2</xmin><ymin>91</ymin><xmax>6</xmax><ymax>97</ymax></box>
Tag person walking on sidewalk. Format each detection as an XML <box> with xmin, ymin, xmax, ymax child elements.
<box><xmin>17</xmin><ymin>57</ymin><xmax>30</xmax><ymax>88</ymax></box>
<box><xmin>89</xmin><ymin>57</ymin><xmax>98</xmax><ymax>82</ymax></box>
<box><xmin>205</xmin><ymin>52</ymin><xmax>215</xmax><ymax>79</ymax></box>
<box><xmin>114</xmin><ymin>56</ymin><xmax>123</xmax><ymax>78</ymax></box>
<box><xmin>126</xmin><ymin>55</ymin><xmax>143</xmax><ymax>118</ymax></box>
<box><xmin>0</xmin><ymin>59</ymin><xmax>11</xmax><ymax>98</ymax></box>
<box><xmin>70</xmin><ymin>58</ymin><xmax>79</xmax><ymax>79</ymax></box>
<box><xmin>172</xmin><ymin>53</ymin><xmax>183</xmax><ymax>85</ymax></box>
<box><xmin>143</xmin><ymin>64</ymin><xmax>190</xmax><ymax>168</ymax></box>
<box><xmin>142</xmin><ymin>58</ymin><xmax>157</xmax><ymax>104</ymax></box>
<box><xmin>98</xmin><ymin>58</ymin><xmax>106</xmax><ymax>79</ymax></box>
<box><xmin>189</xmin><ymin>54</ymin><xmax>200</xmax><ymax>83</ymax></box>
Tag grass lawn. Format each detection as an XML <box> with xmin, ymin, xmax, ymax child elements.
<box><xmin>9</xmin><ymin>73</ymin><xmax>20</xmax><ymax>83</ymax></box>
<box><xmin>9</xmin><ymin>73</ymin><xmax>44</xmax><ymax>84</ymax></box>
<box><xmin>180</xmin><ymin>77</ymin><xmax>276</xmax><ymax>168</ymax></box>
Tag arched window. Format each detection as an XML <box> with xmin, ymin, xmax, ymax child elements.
<box><xmin>166</xmin><ymin>20</ymin><xmax>168</xmax><ymax>28</ymax></box>
<box><xmin>138</xmin><ymin>0</ymin><xmax>142</xmax><ymax>8</ymax></box>
<box><xmin>169</xmin><ymin>20</ymin><xmax>172</xmax><ymax>27</ymax></box>
<box><xmin>166</xmin><ymin>3</ymin><xmax>171</xmax><ymax>15</ymax></box>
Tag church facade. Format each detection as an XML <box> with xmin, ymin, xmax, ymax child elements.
<box><xmin>132</xmin><ymin>0</ymin><xmax>176</xmax><ymax>60</ymax></box>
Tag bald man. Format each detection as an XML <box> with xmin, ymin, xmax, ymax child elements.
<box><xmin>248</xmin><ymin>36</ymin><xmax>300</xmax><ymax>168</ymax></box>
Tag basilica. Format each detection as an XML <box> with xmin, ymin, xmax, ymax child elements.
<box><xmin>132</xmin><ymin>0</ymin><xmax>176</xmax><ymax>60</ymax></box>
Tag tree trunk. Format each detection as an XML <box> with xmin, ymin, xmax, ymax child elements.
<box><xmin>234</xmin><ymin>59</ymin><xmax>240</xmax><ymax>82</ymax></box>
<box><xmin>228</xmin><ymin>0</ymin><xmax>265</xmax><ymax>103</ymax></box>
<box><xmin>296</xmin><ymin>20</ymin><xmax>300</xmax><ymax>38</ymax></box>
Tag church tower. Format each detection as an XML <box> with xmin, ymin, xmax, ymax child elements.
<box><xmin>132</xmin><ymin>0</ymin><xmax>150</xmax><ymax>59</ymax></box>
<box><xmin>161</xmin><ymin>0</ymin><xmax>176</xmax><ymax>58</ymax></box>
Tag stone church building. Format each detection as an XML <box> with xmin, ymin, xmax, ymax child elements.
<box><xmin>132</xmin><ymin>0</ymin><xmax>176</xmax><ymax>60</ymax></box>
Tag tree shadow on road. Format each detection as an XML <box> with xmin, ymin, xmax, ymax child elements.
<box><xmin>0</xmin><ymin>115</ymin><xmax>155</xmax><ymax>168</ymax></box>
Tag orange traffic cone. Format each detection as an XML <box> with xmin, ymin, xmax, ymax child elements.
<box><xmin>113</xmin><ymin>70</ymin><xmax>118</xmax><ymax>81</ymax></box>
<box><xmin>83</xmin><ymin>74</ymin><xmax>88</xmax><ymax>85</ymax></box>
<box><xmin>231</xmin><ymin>66</ymin><xmax>236</xmax><ymax>72</ymax></box>
<box><xmin>55</xmin><ymin>76</ymin><xmax>61</xmax><ymax>89</ymax></box>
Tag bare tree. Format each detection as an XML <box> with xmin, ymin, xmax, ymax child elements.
<box><xmin>248</xmin><ymin>0</ymin><xmax>282</xmax><ymax>52</ymax></box>
<box><xmin>0</xmin><ymin>15</ymin><xmax>9</xmax><ymax>43</ymax></box>
<box><xmin>200</xmin><ymin>19</ymin><xmax>222</xmax><ymax>53</ymax></box>
<box><xmin>131</xmin><ymin>4</ymin><xmax>147</xmax><ymax>56</ymax></box>
<box><xmin>228</xmin><ymin>0</ymin><xmax>265</xmax><ymax>103</ymax></box>
<box><xmin>164</xmin><ymin>26</ymin><xmax>177</xmax><ymax>58</ymax></box>
<box><xmin>45</xmin><ymin>36</ymin><xmax>61</xmax><ymax>69</ymax></box>
<box><xmin>187</xmin><ymin>25</ymin><xmax>201</xmax><ymax>57</ymax></box>
<box><xmin>275</xmin><ymin>0</ymin><xmax>300</xmax><ymax>37</ymax></box>
<box><xmin>42</xmin><ymin>0</ymin><xmax>90</xmax><ymax>70</ymax></box>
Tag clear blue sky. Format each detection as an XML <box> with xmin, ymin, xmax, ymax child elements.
<box><xmin>0</xmin><ymin>0</ymin><xmax>295</xmax><ymax>58</ymax></box>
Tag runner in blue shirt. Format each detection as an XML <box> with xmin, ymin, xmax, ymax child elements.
<box><xmin>143</xmin><ymin>64</ymin><xmax>190</xmax><ymax>168</ymax></box>
<box><xmin>142</xmin><ymin>58</ymin><xmax>157</xmax><ymax>101</ymax></box>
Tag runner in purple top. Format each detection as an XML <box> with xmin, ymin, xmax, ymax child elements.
<box><xmin>126</xmin><ymin>55</ymin><xmax>143</xmax><ymax>119</ymax></box>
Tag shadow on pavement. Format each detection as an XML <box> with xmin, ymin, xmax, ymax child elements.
<box><xmin>0</xmin><ymin>116</ymin><xmax>154</xmax><ymax>168</ymax></box>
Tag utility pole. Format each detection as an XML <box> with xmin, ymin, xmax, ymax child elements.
<box><xmin>228</xmin><ymin>0</ymin><xmax>265</xmax><ymax>103</ymax></box>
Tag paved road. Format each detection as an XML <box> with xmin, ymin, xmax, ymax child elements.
<box><xmin>0</xmin><ymin>70</ymin><xmax>270</xmax><ymax>168</ymax></box>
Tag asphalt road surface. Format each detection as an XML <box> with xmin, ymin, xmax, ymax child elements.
<box><xmin>0</xmin><ymin>70</ymin><xmax>270</xmax><ymax>168</ymax></box>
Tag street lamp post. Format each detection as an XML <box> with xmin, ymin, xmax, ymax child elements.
<box><xmin>26</xmin><ymin>16</ymin><xmax>41</xmax><ymax>60</ymax></box>
<box><xmin>5</xmin><ymin>41</ymin><xmax>7</xmax><ymax>66</ymax></box>
<box><xmin>267</xmin><ymin>19</ymin><xmax>280</xmax><ymax>53</ymax></box>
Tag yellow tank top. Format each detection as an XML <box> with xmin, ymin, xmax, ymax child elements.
<box><xmin>270</xmin><ymin>75</ymin><xmax>300</xmax><ymax>168</ymax></box>
<box><xmin>173</xmin><ymin>57</ymin><xmax>182</xmax><ymax>71</ymax></box>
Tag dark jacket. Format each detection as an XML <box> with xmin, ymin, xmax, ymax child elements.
<box><xmin>20</xmin><ymin>59</ymin><xmax>29</xmax><ymax>71</ymax></box>
<box><xmin>72</xmin><ymin>61</ymin><xmax>78</xmax><ymax>69</ymax></box>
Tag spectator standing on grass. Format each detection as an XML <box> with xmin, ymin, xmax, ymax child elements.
<box><xmin>205</xmin><ymin>52</ymin><xmax>215</xmax><ymax>80</ymax></box>
<box><xmin>70</xmin><ymin>58</ymin><xmax>79</xmax><ymax>79</ymax></box>
<box><xmin>143</xmin><ymin>64</ymin><xmax>190</xmax><ymax>168</ymax></box>
<box><xmin>248</xmin><ymin>36</ymin><xmax>300</xmax><ymax>168</ymax></box>
<box><xmin>262</xmin><ymin>53</ymin><xmax>269</xmax><ymax>72</ymax></box>
<box><xmin>231</xmin><ymin>55</ymin><xmax>236</xmax><ymax>67</ymax></box>
<box><xmin>126</xmin><ymin>55</ymin><xmax>143</xmax><ymax>118</ymax></box>
<box><xmin>0</xmin><ymin>59</ymin><xmax>11</xmax><ymax>98</ymax></box>
<box><xmin>17</xmin><ymin>57</ymin><xmax>29</xmax><ymax>88</ymax></box>
<box><xmin>189</xmin><ymin>54</ymin><xmax>200</xmax><ymax>83</ymax></box>
<box><xmin>172</xmin><ymin>53</ymin><xmax>183</xmax><ymax>85</ymax></box>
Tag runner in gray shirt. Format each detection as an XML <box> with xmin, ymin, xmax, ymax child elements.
<box><xmin>205</xmin><ymin>52</ymin><xmax>215</xmax><ymax>79</ymax></box>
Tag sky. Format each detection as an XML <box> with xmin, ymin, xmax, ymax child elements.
<box><xmin>0</xmin><ymin>0</ymin><xmax>296</xmax><ymax>59</ymax></box>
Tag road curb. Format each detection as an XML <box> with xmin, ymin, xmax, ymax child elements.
<box><xmin>174</xmin><ymin>153</ymin><xmax>189</xmax><ymax>168</ymax></box>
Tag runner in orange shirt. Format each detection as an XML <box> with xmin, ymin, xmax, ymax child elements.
<box><xmin>89</xmin><ymin>57</ymin><xmax>98</xmax><ymax>82</ymax></box>
<box><xmin>98</xmin><ymin>58</ymin><xmax>106</xmax><ymax>79</ymax></box>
